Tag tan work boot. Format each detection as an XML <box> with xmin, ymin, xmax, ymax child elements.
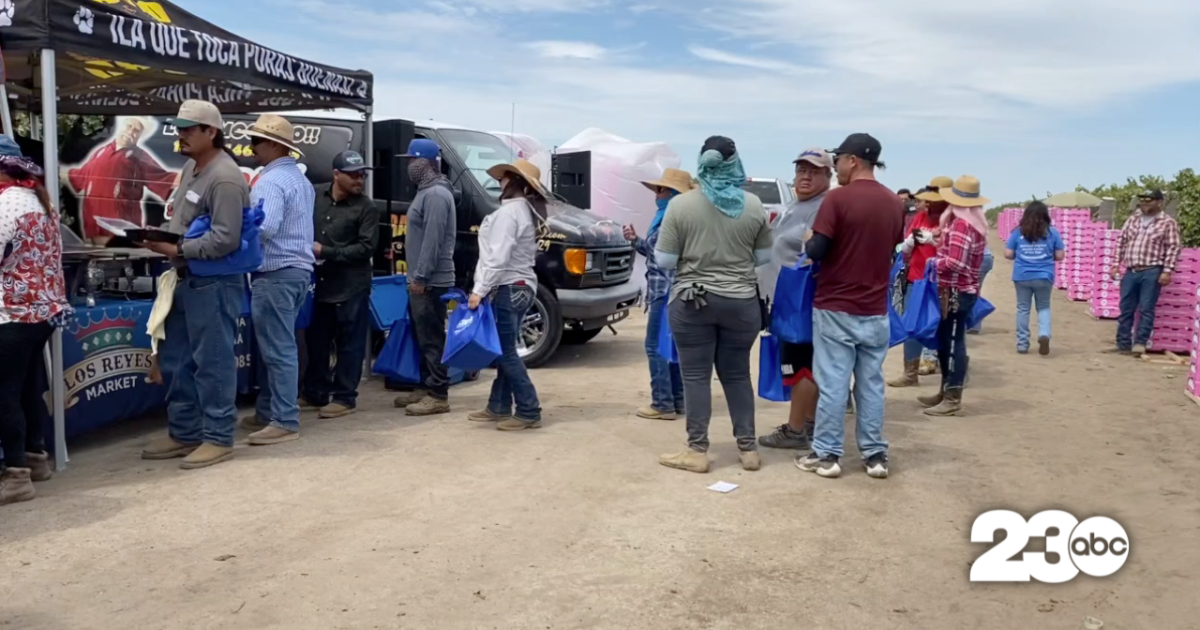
<box><xmin>248</xmin><ymin>426</ymin><xmax>300</xmax><ymax>446</ymax></box>
<box><xmin>659</xmin><ymin>449</ymin><xmax>709</xmax><ymax>473</ymax></box>
<box><xmin>141</xmin><ymin>436</ymin><xmax>200</xmax><ymax>460</ymax></box>
<box><xmin>180</xmin><ymin>444</ymin><xmax>234</xmax><ymax>469</ymax></box>
<box><xmin>468</xmin><ymin>409</ymin><xmax>511</xmax><ymax>423</ymax></box>
<box><xmin>497</xmin><ymin>418</ymin><xmax>542</xmax><ymax>431</ymax></box>
<box><xmin>924</xmin><ymin>389</ymin><xmax>963</xmax><ymax>417</ymax></box>
<box><xmin>740</xmin><ymin>451</ymin><xmax>762</xmax><ymax>471</ymax></box>
<box><xmin>887</xmin><ymin>360</ymin><xmax>920</xmax><ymax>388</ymax></box>
<box><xmin>406</xmin><ymin>396</ymin><xmax>451</xmax><ymax>417</ymax></box>
<box><xmin>636</xmin><ymin>405</ymin><xmax>677</xmax><ymax>420</ymax></box>
<box><xmin>0</xmin><ymin>468</ymin><xmax>35</xmax><ymax>505</ymax></box>
<box><xmin>393</xmin><ymin>390</ymin><xmax>428</xmax><ymax>407</ymax></box>
<box><xmin>917</xmin><ymin>389</ymin><xmax>944</xmax><ymax>408</ymax></box>
<box><xmin>918</xmin><ymin>356</ymin><xmax>938</xmax><ymax>376</ymax></box>
<box><xmin>319</xmin><ymin>403</ymin><xmax>356</xmax><ymax>419</ymax></box>
<box><xmin>1132</xmin><ymin>344</ymin><xmax>1147</xmax><ymax>357</ymax></box>
<box><xmin>238</xmin><ymin>414</ymin><xmax>270</xmax><ymax>431</ymax></box>
<box><xmin>26</xmin><ymin>451</ymin><xmax>53</xmax><ymax>482</ymax></box>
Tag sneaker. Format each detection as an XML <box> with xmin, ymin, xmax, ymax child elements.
<box><xmin>392</xmin><ymin>390</ymin><xmax>429</xmax><ymax>407</ymax></box>
<box><xmin>238</xmin><ymin>414</ymin><xmax>270</xmax><ymax>431</ymax></box>
<box><xmin>758</xmin><ymin>424</ymin><xmax>810</xmax><ymax>450</ymax></box>
<box><xmin>658</xmin><ymin>449</ymin><xmax>709</xmax><ymax>474</ymax></box>
<box><xmin>468</xmin><ymin>409</ymin><xmax>511</xmax><ymax>423</ymax></box>
<box><xmin>863</xmin><ymin>453</ymin><xmax>890</xmax><ymax>479</ymax></box>
<box><xmin>739</xmin><ymin>451</ymin><xmax>762</xmax><ymax>471</ymax></box>
<box><xmin>0</xmin><ymin>468</ymin><xmax>35</xmax><ymax>505</ymax></box>
<box><xmin>248</xmin><ymin>426</ymin><xmax>300</xmax><ymax>446</ymax></box>
<box><xmin>1017</xmin><ymin>347</ymin><xmax>1029</xmax><ymax>355</ymax></box>
<box><xmin>319</xmin><ymin>402</ymin><xmax>356</xmax><ymax>419</ymax></box>
<box><xmin>636</xmin><ymin>406</ymin><xmax>677</xmax><ymax>421</ymax></box>
<box><xmin>795</xmin><ymin>452</ymin><xmax>841</xmax><ymax>478</ymax></box>
<box><xmin>1038</xmin><ymin>336</ymin><xmax>1051</xmax><ymax>356</ymax></box>
<box><xmin>1132</xmin><ymin>344</ymin><xmax>1147</xmax><ymax>357</ymax></box>
<box><xmin>141</xmin><ymin>436</ymin><xmax>201</xmax><ymax>460</ymax></box>
<box><xmin>26</xmin><ymin>451</ymin><xmax>53</xmax><ymax>482</ymax></box>
<box><xmin>497</xmin><ymin>418</ymin><xmax>542</xmax><ymax>431</ymax></box>
<box><xmin>179</xmin><ymin>444</ymin><xmax>235</xmax><ymax>470</ymax></box>
<box><xmin>407</xmin><ymin>396</ymin><xmax>451</xmax><ymax>416</ymax></box>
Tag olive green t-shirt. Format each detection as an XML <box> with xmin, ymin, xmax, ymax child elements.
<box><xmin>656</xmin><ymin>189</ymin><xmax>772</xmax><ymax>301</ymax></box>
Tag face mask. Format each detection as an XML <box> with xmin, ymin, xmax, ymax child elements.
<box><xmin>656</xmin><ymin>197</ymin><xmax>670</xmax><ymax>212</ymax></box>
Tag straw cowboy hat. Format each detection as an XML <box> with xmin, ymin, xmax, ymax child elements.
<box><xmin>486</xmin><ymin>159</ymin><xmax>548</xmax><ymax>198</ymax></box>
<box><xmin>640</xmin><ymin>168</ymin><xmax>695</xmax><ymax>195</ymax></box>
<box><xmin>940</xmin><ymin>175</ymin><xmax>990</xmax><ymax>207</ymax></box>
<box><xmin>915</xmin><ymin>175</ymin><xmax>954</xmax><ymax>202</ymax></box>
<box><xmin>245</xmin><ymin>114</ymin><xmax>304</xmax><ymax>157</ymax></box>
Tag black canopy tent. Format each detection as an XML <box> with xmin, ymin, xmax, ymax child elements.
<box><xmin>0</xmin><ymin>0</ymin><xmax>375</xmax><ymax>471</ymax></box>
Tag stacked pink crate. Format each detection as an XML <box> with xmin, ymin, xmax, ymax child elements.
<box><xmin>997</xmin><ymin>207</ymin><xmax>1022</xmax><ymax>240</ymax></box>
<box><xmin>1145</xmin><ymin>249</ymin><xmax>1200</xmax><ymax>353</ymax></box>
<box><xmin>1089</xmin><ymin>229</ymin><xmax>1123</xmax><ymax>319</ymax></box>
<box><xmin>1063</xmin><ymin>222</ymin><xmax>1104</xmax><ymax>301</ymax></box>
<box><xmin>1187</xmin><ymin>296</ymin><xmax>1200</xmax><ymax>402</ymax></box>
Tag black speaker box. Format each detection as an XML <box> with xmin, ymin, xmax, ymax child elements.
<box><xmin>552</xmin><ymin>150</ymin><xmax>591</xmax><ymax>210</ymax></box>
<box><xmin>372</xmin><ymin>119</ymin><xmax>416</xmax><ymax>210</ymax></box>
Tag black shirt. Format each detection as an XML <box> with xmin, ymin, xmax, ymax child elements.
<box><xmin>313</xmin><ymin>183</ymin><xmax>380</xmax><ymax>303</ymax></box>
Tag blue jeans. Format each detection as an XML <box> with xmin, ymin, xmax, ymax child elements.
<box><xmin>1117</xmin><ymin>266</ymin><xmax>1164</xmax><ymax>349</ymax></box>
<box><xmin>936</xmin><ymin>292</ymin><xmax>977</xmax><ymax>390</ymax></box>
<box><xmin>811</xmin><ymin>308</ymin><xmax>889</xmax><ymax>459</ymax></box>
<box><xmin>901</xmin><ymin>283</ymin><xmax>924</xmax><ymax>363</ymax></box>
<box><xmin>487</xmin><ymin>285</ymin><xmax>541</xmax><ymax>422</ymax></box>
<box><xmin>1015</xmin><ymin>279</ymin><xmax>1053</xmax><ymax>350</ymax></box>
<box><xmin>251</xmin><ymin>267</ymin><xmax>311</xmax><ymax>431</ymax></box>
<box><xmin>160</xmin><ymin>274</ymin><xmax>244</xmax><ymax>447</ymax></box>
<box><xmin>968</xmin><ymin>252</ymin><xmax>993</xmax><ymax>333</ymax></box>
<box><xmin>645</xmin><ymin>297</ymin><xmax>684</xmax><ymax>413</ymax></box>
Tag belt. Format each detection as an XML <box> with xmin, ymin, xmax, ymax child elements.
<box><xmin>1131</xmin><ymin>265</ymin><xmax>1163</xmax><ymax>272</ymax></box>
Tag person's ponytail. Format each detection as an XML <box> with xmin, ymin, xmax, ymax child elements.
<box><xmin>33</xmin><ymin>181</ymin><xmax>54</xmax><ymax>215</ymax></box>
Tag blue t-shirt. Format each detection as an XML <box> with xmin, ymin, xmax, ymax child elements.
<box><xmin>1006</xmin><ymin>227</ymin><xmax>1064</xmax><ymax>282</ymax></box>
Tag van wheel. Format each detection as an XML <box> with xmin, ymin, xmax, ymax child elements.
<box><xmin>518</xmin><ymin>284</ymin><xmax>562</xmax><ymax>368</ymax></box>
<box><xmin>562</xmin><ymin>327</ymin><xmax>603</xmax><ymax>345</ymax></box>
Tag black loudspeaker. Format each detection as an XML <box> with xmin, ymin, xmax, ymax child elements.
<box><xmin>552</xmin><ymin>150</ymin><xmax>591</xmax><ymax>210</ymax></box>
<box><xmin>372</xmin><ymin>119</ymin><xmax>416</xmax><ymax>210</ymax></box>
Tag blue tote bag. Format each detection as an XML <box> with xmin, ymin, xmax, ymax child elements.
<box><xmin>757</xmin><ymin>334</ymin><xmax>791</xmax><ymax>402</ymax></box>
<box><xmin>655</xmin><ymin>302</ymin><xmax>679</xmax><ymax>364</ymax></box>
<box><xmin>967</xmin><ymin>295</ymin><xmax>995</xmax><ymax>330</ymax></box>
<box><xmin>373</xmin><ymin>318</ymin><xmax>421</xmax><ymax>383</ymax></box>
<box><xmin>886</xmin><ymin>254</ymin><xmax>908</xmax><ymax>348</ymax></box>
<box><xmin>903</xmin><ymin>260</ymin><xmax>942</xmax><ymax>349</ymax></box>
<box><xmin>294</xmin><ymin>270</ymin><xmax>317</xmax><ymax>330</ymax></box>
<box><xmin>441</xmin><ymin>289</ymin><xmax>503</xmax><ymax>371</ymax></box>
<box><xmin>770</xmin><ymin>258</ymin><xmax>817</xmax><ymax>344</ymax></box>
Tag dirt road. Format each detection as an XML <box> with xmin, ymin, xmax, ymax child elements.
<box><xmin>4</xmin><ymin>249</ymin><xmax>1199</xmax><ymax>630</ymax></box>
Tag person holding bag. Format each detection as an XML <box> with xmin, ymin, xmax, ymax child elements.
<box><xmin>623</xmin><ymin>168</ymin><xmax>694</xmax><ymax>421</ymax></box>
<box><xmin>465</xmin><ymin>159</ymin><xmax>544</xmax><ymax>431</ymax></box>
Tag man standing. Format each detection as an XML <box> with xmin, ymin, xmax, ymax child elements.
<box><xmin>392</xmin><ymin>139</ymin><xmax>457</xmax><ymax>416</ymax></box>
<box><xmin>1114</xmin><ymin>189</ymin><xmax>1181</xmax><ymax>356</ymax></box>
<box><xmin>139</xmin><ymin>100</ymin><xmax>249</xmax><ymax>470</ymax></box>
<box><xmin>303</xmin><ymin>151</ymin><xmax>380</xmax><ymax>418</ymax></box>
<box><xmin>797</xmin><ymin>133</ymin><xmax>903</xmax><ymax>480</ymax></box>
<box><xmin>758</xmin><ymin>148</ymin><xmax>834</xmax><ymax>451</ymax></box>
<box><xmin>239</xmin><ymin>115</ymin><xmax>316</xmax><ymax>446</ymax></box>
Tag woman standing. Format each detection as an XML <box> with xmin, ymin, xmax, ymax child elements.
<box><xmin>919</xmin><ymin>175</ymin><xmax>988</xmax><ymax>417</ymax></box>
<box><xmin>654</xmin><ymin>136</ymin><xmax>773</xmax><ymax>474</ymax></box>
<box><xmin>1005</xmin><ymin>201</ymin><xmax>1064</xmax><ymax>355</ymax></box>
<box><xmin>0</xmin><ymin>137</ymin><xmax>73</xmax><ymax>505</ymax></box>
<box><xmin>466</xmin><ymin>159</ymin><xmax>543</xmax><ymax>431</ymax></box>
<box><xmin>624</xmin><ymin>169</ymin><xmax>694</xmax><ymax>421</ymax></box>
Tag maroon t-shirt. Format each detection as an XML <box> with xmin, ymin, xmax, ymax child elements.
<box><xmin>811</xmin><ymin>179</ymin><xmax>905</xmax><ymax>316</ymax></box>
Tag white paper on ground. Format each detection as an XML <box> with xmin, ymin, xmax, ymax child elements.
<box><xmin>95</xmin><ymin>217</ymin><xmax>143</xmax><ymax>237</ymax></box>
<box><xmin>708</xmin><ymin>481</ymin><xmax>739</xmax><ymax>493</ymax></box>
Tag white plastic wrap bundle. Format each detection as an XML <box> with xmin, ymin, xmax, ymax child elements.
<box><xmin>489</xmin><ymin>131</ymin><xmax>554</xmax><ymax>190</ymax></box>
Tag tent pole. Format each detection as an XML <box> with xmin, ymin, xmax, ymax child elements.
<box><xmin>363</xmin><ymin>105</ymin><xmax>375</xmax><ymax>380</ymax></box>
<box><xmin>41</xmin><ymin>49</ymin><xmax>68</xmax><ymax>472</ymax></box>
<box><xmin>0</xmin><ymin>86</ymin><xmax>13</xmax><ymax>139</ymax></box>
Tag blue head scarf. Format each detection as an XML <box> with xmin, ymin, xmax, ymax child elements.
<box><xmin>648</xmin><ymin>190</ymin><xmax>678</xmax><ymax>235</ymax></box>
<box><xmin>697</xmin><ymin>149</ymin><xmax>746</xmax><ymax>219</ymax></box>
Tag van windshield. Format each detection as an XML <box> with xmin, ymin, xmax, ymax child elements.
<box><xmin>438</xmin><ymin>129</ymin><xmax>515</xmax><ymax>200</ymax></box>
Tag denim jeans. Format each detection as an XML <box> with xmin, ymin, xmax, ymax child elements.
<box><xmin>410</xmin><ymin>286</ymin><xmax>451</xmax><ymax>400</ymax></box>
<box><xmin>645</xmin><ymin>296</ymin><xmax>684</xmax><ymax>413</ymax></box>
<box><xmin>160</xmin><ymin>274</ymin><xmax>244</xmax><ymax>447</ymax></box>
<box><xmin>1015</xmin><ymin>279</ymin><xmax>1053</xmax><ymax>351</ymax></box>
<box><xmin>487</xmin><ymin>285</ymin><xmax>541</xmax><ymax>422</ymax></box>
<box><xmin>901</xmin><ymin>283</ymin><xmax>924</xmax><ymax>363</ymax></box>
<box><xmin>1117</xmin><ymin>266</ymin><xmax>1164</xmax><ymax>350</ymax></box>
<box><xmin>935</xmin><ymin>292</ymin><xmax>977</xmax><ymax>390</ymax></box>
<box><xmin>303</xmin><ymin>289</ymin><xmax>370</xmax><ymax>408</ymax></box>
<box><xmin>811</xmin><ymin>308</ymin><xmax>889</xmax><ymax>459</ymax></box>
<box><xmin>669</xmin><ymin>294</ymin><xmax>761</xmax><ymax>452</ymax></box>
<box><xmin>968</xmin><ymin>251</ymin><xmax>993</xmax><ymax>333</ymax></box>
<box><xmin>251</xmin><ymin>268</ymin><xmax>311</xmax><ymax>432</ymax></box>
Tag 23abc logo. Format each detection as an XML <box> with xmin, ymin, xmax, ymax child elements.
<box><xmin>970</xmin><ymin>510</ymin><xmax>1129</xmax><ymax>583</ymax></box>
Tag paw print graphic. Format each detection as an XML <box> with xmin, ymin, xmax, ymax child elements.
<box><xmin>0</xmin><ymin>0</ymin><xmax>15</xmax><ymax>28</ymax></box>
<box><xmin>74</xmin><ymin>6</ymin><xmax>94</xmax><ymax>35</ymax></box>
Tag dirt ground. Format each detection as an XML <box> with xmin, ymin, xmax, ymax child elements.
<box><xmin>3</xmin><ymin>245</ymin><xmax>1200</xmax><ymax>630</ymax></box>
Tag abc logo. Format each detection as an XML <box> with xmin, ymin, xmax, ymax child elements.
<box><xmin>971</xmin><ymin>511</ymin><xmax>1130</xmax><ymax>583</ymax></box>
<box><xmin>1066</xmin><ymin>516</ymin><xmax>1129</xmax><ymax>578</ymax></box>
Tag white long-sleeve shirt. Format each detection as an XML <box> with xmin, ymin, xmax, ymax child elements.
<box><xmin>472</xmin><ymin>198</ymin><xmax>538</xmax><ymax>297</ymax></box>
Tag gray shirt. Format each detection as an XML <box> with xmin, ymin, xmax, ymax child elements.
<box><xmin>167</xmin><ymin>151</ymin><xmax>250</xmax><ymax>266</ymax></box>
<box><xmin>759</xmin><ymin>192</ymin><xmax>826</xmax><ymax>300</ymax></box>
<box><xmin>405</xmin><ymin>183</ymin><xmax>457</xmax><ymax>287</ymax></box>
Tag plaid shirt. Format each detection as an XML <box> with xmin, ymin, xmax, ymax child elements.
<box><xmin>935</xmin><ymin>217</ymin><xmax>986</xmax><ymax>294</ymax></box>
<box><xmin>1118</xmin><ymin>211</ymin><xmax>1182</xmax><ymax>272</ymax></box>
<box><xmin>634</xmin><ymin>224</ymin><xmax>674</xmax><ymax>303</ymax></box>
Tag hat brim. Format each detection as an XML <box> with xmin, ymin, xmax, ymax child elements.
<box><xmin>640</xmin><ymin>179</ymin><xmax>691</xmax><ymax>195</ymax></box>
<box><xmin>336</xmin><ymin>164</ymin><xmax>373</xmax><ymax>173</ymax></box>
<box><xmin>915</xmin><ymin>190</ymin><xmax>944</xmax><ymax>202</ymax></box>
<box><xmin>794</xmin><ymin>156</ymin><xmax>833</xmax><ymax>169</ymax></box>
<box><xmin>245</xmin><ymin>129</ymin><xmax>305</xmax><ymax>157</ymax></box>
<box><xmin>487</xmin><ymin>163</ymin><xmax>548</xmax><ymax>197</ymax></box>
<box><xmin>169</xmin><ymin>118</ymin><xmax>204</xmax><ymax>129</ymax></box>
<box><xmin>940</xmin><ymin>187</ymin><xmax>989</xmax><ymax>207</ymax></box>
<box><xmin>1137</xmin><ymin>194</ymin><xmax>1163</xmax><ymax>201</ymax></box>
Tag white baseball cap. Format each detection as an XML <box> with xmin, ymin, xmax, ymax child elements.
<box><xmin>794</xmin><ymin>147</ymin><xmax>834</xmax><ymax>170</ymax></box>
<box><xmin>169</xmin><ymin>99</ymin><xmax>224</xmax><ymax>129</ymax></box>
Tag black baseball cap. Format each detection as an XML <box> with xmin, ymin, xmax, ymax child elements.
<box><xmin>830</xmin><ymin>133</ymin><xmax>883</xmax><ymax>164</ymax></box>
<box><xmin>333</xmin><ymin>150</ymin><xmax>372</xmax><ymax>173</ymax></box>
<box><xmin>1138</xmin><ymin>189</ymin><xmax>1165</xmax><ymax>201</ymax></box>
<box><xmin>701</xmin><ymin>135</ymin><xmax>737</xmax><ymax>160</ymax></box>
<box><xmin>897</xmin><ymin>188</ymin><xmax>912</xmax><ymax>196</ymax></box>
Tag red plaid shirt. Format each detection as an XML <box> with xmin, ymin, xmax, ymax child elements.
<box><xmin>935</xmin><ymin>217</ymin><xmax>986</xmax><ymax>294</ymax></box>
<box><xmin>1118</xmin><ymin>211</ymin><xmax>1182</xmax><ymax>272</ymax></box>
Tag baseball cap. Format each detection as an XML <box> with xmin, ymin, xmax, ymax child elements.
<box><xmin>401</xmin><ymin>138</ymin><xmax>441</xmax><ymax>161</ymax></box>
<box><xmin>1138</xmin><ymin>189</ymin><xmax>1165</xmax><ymax>201</ymax></box>
<box><xmin>333</xmin><ymin>150</ymin><xmax>372</xmax><ymax>173</ymax></box>
<box><xmin>701</xmin><ymin>135</ymin><xmax>737</xmax><ymax>160</ymax></box>
<box><xmin>794</xmin><ymin>147</ymin><xmax>834</xmax><ymax>170</ymax></box>
<box><xmin>168</xmin><ymin>99</ymin><xmax>223</xmax><ymax>129</ymax></box>
<box><xmin>830</xmin><ymin>133</ymin><xmax>883</xmax><ymax>164</ymax></box>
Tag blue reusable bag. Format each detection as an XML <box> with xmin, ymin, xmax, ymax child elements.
<box><xmin>887</xmin><ymin>253</ymin><xmax>908</xmax><ymax>348</ymax></box>
<box><xmin>655</xmin><ymin>302</ymin><xmax>679</xmax><ymax>364</ymax></box>
<box><xmin>294</xmin><ymin>270</ymin><xmax>317</xmax><ymax>330</ymax></box>
<box><xmin>183</xmin><ymin>201</ymin><xmax>265</xmax><ymax>277</ymax></box>
<box><xmin>372</xmin><ymin>318</ymin><xmax>422</xmax><ymax>383</ymax></box>
<box><xmin>967</xmin><ymin>295</ymin><xmax>995</xmax><ymax>330</ymax></box>
<box><xmin>757</xmin><ymin>334</ymin><xmax>791</xmax><ymax>402</ymax></box>
<box><xmin>770</xmin><ymin>257</ymin><xmax>817</xmax><ymax>344</ymax></box>
<box><xmin>441</xmin><ymin>288</ymin><xmax>503</xmax><ymax>371</ymax></box>
<box><xmin>903</xmin><ymin>259</ymin><xmax>942</xmax><ymax>348</ymax></box>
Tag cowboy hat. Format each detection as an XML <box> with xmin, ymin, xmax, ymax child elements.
<box><xmin>940</xmin><ymin>175</ymin><xmax>990</xmax><ymax>208</ymax></box>
<box><xmin>486</xmin><ymin>159</ymin><xmax>548</xmax><ymax>198</ymax></box>
<box><xmin>244</xmin><ymin>114</ymin><xmax>304</xmax><ymax>157</ymax></box>
<box><xmin>640</xmin><ymin>168</ymin><xmax>695</xmax><ymax>195</ymax></box>
<box><xmin>915</xmin><ymin>175</ymin><xmax>954</xmax><ymax>202</ymax></box>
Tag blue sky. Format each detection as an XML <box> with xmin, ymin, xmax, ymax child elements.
<box><xmin>180</xmin><ymin>0</ymin><xmax>1199</xmax><ymax>204</ymax></box>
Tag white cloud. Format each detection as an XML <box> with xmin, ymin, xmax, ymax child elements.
<box><xmin>687</xmin><ymin>46</ymin><xmax>825</xmax><ymax>76</ymax></box>
<box><xmin>526</xmin><ymin>41</ymin><xmax>609</xmax><ymax>60</ymax></box>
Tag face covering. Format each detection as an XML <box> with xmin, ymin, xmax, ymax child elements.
<box><xmin>696</xmin><ymin>149</ymin><xmax>747</xmax><ymax>219</ymax></box>
<box><xmin>648</xmin><ymin>191</ymin><xmax>678</xmax><ymax>235</ymax></box>
<box><xmin>407</xmin><ymin>158</ymin><xmax>442</xmax><ymax>190</ymax></box>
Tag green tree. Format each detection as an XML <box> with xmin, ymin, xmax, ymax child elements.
<box><xmin>13</xmin><ymin>112</ymin><xmax>108</xmax><ymax>143</ymax></box>
<box><xmin>1082</xmin><ymin>170</ymin><xmax>1200</xmax><ymax>247</ymax></box>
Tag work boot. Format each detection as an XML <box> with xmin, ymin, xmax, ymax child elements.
<box><xmin>180</xmin><ymin>444</ymin><xmax>235</xmax><ymax>470</ymax></box>
<box><xmin>26</xmin><ymin>451</ymin><xmax>53</xmax><ymax>482</ymax></box>
<box><xmin>924</xmin><ymin>388</ymin><xmax>963</xmax><ymax>417</ymax></box>
<box><xmin>739</xmin><ymin>451</ymin><xmax>762</xmax><ymax>471</ymax></box>
<box><xmin>497</xmin><ymin>418</ymin><xmax>543</xmax><ymax>431</ymax></box>
<box><xmin>319</xmin><ymin>402</ymin><xmax>356</xmax><ymax>419</ymax></box>
<box><xmin>238</xmin><ymin>414</ymin><xmax>270</xmax><ymax>431</ymax></box>
<box><xmin>0</xmin><ymin>468</ymin><xmax>35</xmax><ymax>506</ymax></box>
<box><xmin>406</xmin><ymin>396</ymin><xmax>451</xmax><ymax>417</ymax></box>
<box><xmin>918</xmin><ymin>356</ymin><xmax>938</xmax><ymax>376</ymax></box>
<box><xmin>887</xmin><ymin>360</ymin><xmax>921</xmax><ymax>388</ymax></box>
<box><xmin>917</xmin><ymin>387</ymin><xmax>945</xmax><ymax>408</ymax></box>
<box><xmin>1132</xmin><ymin>344</ymin><xmax>1147</xmax><ymax>357</ymax></box>
<box><xmin>248</xmin><ymin>426</ymin><xmax>300</xmax><ymax>446</ymax></box>
<box><xmin>468</xmin><ymin>409</ymin><xmax>511</xmax><ymax>423</ymax></box>
<box><xmin>636</xmin><ymin>405</ymin><xmax>677</xmax><ymax>421</ymax></box>
<box><xmin>392</xmin><ymin>390</ymin><xmax>428</xmax><ymax>407</ymax></box>
<box><xmin>658</xmin><ymin>449</ymin><xmax>709</xmax><ymax>474</ymax></box>
<box><xmin>141</xmin><ymin>436</ymin><xmax>200</xmax><ymax>460</ymax></box>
